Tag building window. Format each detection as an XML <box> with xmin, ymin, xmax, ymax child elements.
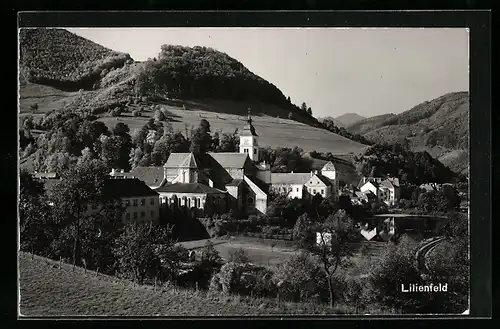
<box><xmin>248</xmin><ymin>197</ymin><xmax>254</xmax><ymax>204</ymax></box>
<box><xmin>321</xmin><ymin>189</ymin><xmax>324</xmax><ymax>195</ymax></box>
<box><xmin>125</xmin><ymin>213</ymin><xmax>130</xmax><ymax>221</ymax></box>
<box><xmin>150</xmin><ymin>198</ymin><xmax>155</xmax><ymax>205</ymax></box>
<box><xmin>151</xmin><ymin>210</ymin><xmax>155</xmax><ymax>218</ymax></box>
<box><xmin>187</xmin><ymin>198</ymin><xmax>191</xmax><ymax>208</ymax></box>
<box><xmin>253</xmin><ymin>149</ymin><xmax>256</xmax><ymax>154</ymax></box>
<box><xmin>141</xmin><ymin>211</ymin><xmax>145</xmax><ymax>218</ymax></box>
<box><xmin>125</xmin><ymin>200</ymin><xmax>130</xmax><ymax>207</ymax></box>
<box><xmin>313</xmin><ymin>189</ymin><xmax>316</xmax><ymax>194</ymax></box>
<box><xmin>133</xmin><ymin>212</ymin><xmax>138</xmax><ymax>219</ymax></box>
<box><xmin>141</xmin><ymin>199</ymin><xmax>145</xmax><ymax>206</ymax></box>
<box><xmin>296</xmin><ymin>188</ymin><xmax>299</xmax><ymax>192</ymax></box>
<box><xmin>133</xmin><ymin>199</ymin><xmax>138</xmax><ymax>207</ymax></box>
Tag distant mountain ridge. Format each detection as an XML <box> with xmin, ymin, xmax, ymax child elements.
<box><xmin>346</xmin><ymin>92</ymin><xmax>469</xmax><ymax>174</ymax></box>
<box><xmin>318</xmin><ymin>113</ymin><xmax>366</xmax><ymax>128</ymax></box>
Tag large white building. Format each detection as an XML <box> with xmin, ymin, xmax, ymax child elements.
<box><xmin>114</xmin><ymin>109</ymin><xmax>338</xmax><ymax>217</ymax></box>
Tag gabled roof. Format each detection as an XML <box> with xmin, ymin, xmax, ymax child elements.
<box><xmin>388</xmin><ymin>177</ymin><xmax>400</xmax><ymax>187</ymax></box>
<box><xmin>361</xmin><ymin>180</ymin><xmax>380</xmax><ymax>189</ymax></box>
<box><xmin>103</xmin><ymin>178</ymin><xmax>159</xmax><ymax>198</ymax></box>
<box><xmin>130</xmin><ymin>166</ymin><xmax>165</xmax><ymax>187</ymax></box>
<box><xmin>321</xmin><ymin>161</ymin><xmax>336</xmax><ymax>172</ymax></box>
<box><xmin>164</xmin><ymin>153</ymin><xmax>199</xmax><ymax>169</ymax></box>
<box><xmin>226</xmin><ymin>179</ymin><xmax>243</xmax><ymax>187</ymax></box>
<box><xmin>270</xmin><ymin>173</ymin><xmax>312</xmax><ymax>185</ymax></box>
<box><xmin>155</xmin><ymin>183</ymin><xmax>226</xmax><ymax>194</ymax></box>
<box><xmin>379</xmin><ymin>180</ymin><xmax>394</xmax><ymax>189</ymax></box>
<box><xmin>306</xmin><ymin>174</ymin><xmax>333</xmax><ymax>187</ymax></box>
<box><xmin>208</xmin><ymin>153</ymin><xmax>250</xmax><ymax>169</ymax></box>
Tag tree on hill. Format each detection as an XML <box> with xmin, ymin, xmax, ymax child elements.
<box><xmin>293</xmin><ymin>212</ymin><xmax>314</xmax><ymax>248</ymax></box>
<box><xmin>113</xmin><ymin>222</ymin><xmax>184</xmax><ymax>284</ymax></box>
<box><xmin>48</xmin><ymin>158</ymin><xmax>124</xmax><ymax>268</ymax></box>
<box><xmin>300</xmin><ymin>102</ymin><xmax>308</xmax><ymax>112</ymax></box>
<box><xmin>307</xmin><ymin>107</ymin><xmax>312</xmax><ymax>116</ymax></box>
<box><xmin>310</xmin><ymin>209</ymin><xmax>358</xmax><ymax>308</ymax></box>
<box><xmin>189</xmin><ymin>119</ymin><xmax>213</xmax><ymax>154</ymax></box>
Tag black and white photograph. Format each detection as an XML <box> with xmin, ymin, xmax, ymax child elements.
<box><xmin>18</xmin><ymin>24</ymin><xmax>471</xmax><ymax>317</ymax></box>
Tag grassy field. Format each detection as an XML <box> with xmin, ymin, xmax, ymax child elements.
<box><xmin>19</xmin><ymin>252</ymin><xmax>375</xmax><ymax>317</ymax></box>
<box><xmin>179</xmin><ymin>237</ymin><xmax>387</xmax><ymax>272</ymax></box>
<box><xmin>19</xmin><ymin>83</ymin><xmax>369</xmax><ymax>156</ymax></box>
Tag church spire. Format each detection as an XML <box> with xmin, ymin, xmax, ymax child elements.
<box><xmin>247</xmin><ymin>107</ymin><xmax>252</xmax><ymax>125</ymax></box>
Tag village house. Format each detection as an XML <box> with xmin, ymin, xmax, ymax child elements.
<box><xmin>358</xmin><ymin>176</ymin><xmax>401</xmax><ymax>206</ymax></box>
<box><xmin>35</xmin><ymin>173</ymin><xmax>160</xmax><ymax>224</ymax></box>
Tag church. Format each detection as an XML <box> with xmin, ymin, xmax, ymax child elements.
<box><xmin>110</xmin><ymin>110</ymin><xmax>338</xmax><ymax>218</ymax></box>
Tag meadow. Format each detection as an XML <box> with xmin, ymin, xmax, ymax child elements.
<box><xmin>19</xmin><ymin>252</ymin><xmax>384</xmax><ymax>317</ymax></box>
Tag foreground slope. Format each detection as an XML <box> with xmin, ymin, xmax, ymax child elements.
<box><xmin>19</xmin><ymin>252</ymin><xmax>342</xmax><ymax>316</ymax></box>
<box><xmin>347</xmin><ymin>92</ymin><xmax>469</xmax><ymax>173</ymax></box>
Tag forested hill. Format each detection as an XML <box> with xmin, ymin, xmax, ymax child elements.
<box><xmin>19</xmin><ymin>28</ymin><xmax>133</xmax><ymax>91</ymax></box>
<box><xmin>134</xmin><ymin>45</ymin><xmax>318</xmax><ymax>125</ymax></box>
<box><xmin>19</xmin><ymin>28</ymin><xmax>321</xmax><ymax>127</ymax></box>
<box><xmin>346</xmin><ymin>92</ymin><xmax>469</xmax><ymax>174</ymax></box>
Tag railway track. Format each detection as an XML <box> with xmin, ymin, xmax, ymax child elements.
<box><xmin>415</xmin><ymin>237</ymin><xmax>446</xmax><ymax>278</ymax></box>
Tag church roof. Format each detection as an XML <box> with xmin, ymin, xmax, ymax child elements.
<box><xmin>226</xmin><ymin>179</ymin><xmax>244</xmax><ymax>187</ymax></box>
<box><xmin>240</xmin><ymin>124</ymin><xmax>258</xmax><ymax>137</ymax></box>
<box><xmin>130</xmin><ymin>166</ymin><xmax>165</xmax><ymax>187</ymax></box>
<box><xmin>155</xmin><ymin>183</ymin><xmax>226</xmax><ymax>194</ymax></box>
<box><xmin>270</xmin><ymin>173</ymin><xmax>312</xmax><ymax>185</ymax></box>
<box><xmin>208</xmin><ymin>153</ymin><xmax>250</xmax><ymax>169</ymax></box>
<box><xmin>164</xmin><ymin>153</ymin><xmax>199</xmax><ymax>169</ymax></box>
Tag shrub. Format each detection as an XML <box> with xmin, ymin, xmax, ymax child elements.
<box><xmin>110</xmin><ymin>107</ymin><xmax>122</xmax><ymax>117</ymax></box>
<box><xmin>228</xmin><ymin>248</ymin><xmax>250</xmax><ymax>264</ymax></box>
<box><xmin>154</xmin><ymin>109</ymin><xmax>166</xmax><ymax>121</ymax></box>
<box><xmin>132</xmin><ymin>110</ymin><xmax>141</xmax><ymax>117</ymax></box>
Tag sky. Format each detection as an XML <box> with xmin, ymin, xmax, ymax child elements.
<box><xmin>67</xmin><ymin>28</ymin><xmax>469</xmax><ymax>119</ymax></box>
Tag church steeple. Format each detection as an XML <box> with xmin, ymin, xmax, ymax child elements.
<box><xmin>239</xmin><ymin>107</ymin><xmax>259</xmax><ymax>161</ymax></box>
<box><xmin>242</xmin><ymin>108</ymin><xmax>258</xmax><ymax>137</ymax></box>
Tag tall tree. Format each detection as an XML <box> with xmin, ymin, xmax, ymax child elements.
<box><xmin>310</xmin><ymin>209</ymin><xmax>358</xmax><ymax>308</ymax></box>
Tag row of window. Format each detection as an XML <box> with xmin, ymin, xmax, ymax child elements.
<box><xmin>124</xmin><ymin>198</ymin><xmax>155</xmax><ymax>207</ymax></box>
<box><xmin>125</xmin><ymin>210</ymin><xmax>155</xmax><ymax>220</ymax></box>
<box><xmin>243</xmin><ymin>148</ymin><xmax>257</xmax><ymax>154</ymax></box>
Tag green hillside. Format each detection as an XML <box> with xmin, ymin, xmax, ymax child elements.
<box><xmin>334</xmin><ymin>113</ymin><xmax>366</xmax><ymax>127</ymax></box>
<box><xmin>19</xmin><ymin>28</ymin><xmax>132</xmax><ymax>91</ymax></box>
<box><xmin>346</xmin><ymin>113</ymin><xmax>397</xmax><ymax>135</ymax></box>
<box><xmin>346</xmin><ymin>92</ymin><xmax>469</xmax><ymax>173</ymax></box>
<box><xmin>18</xmin><ymin>28</ymin><xmax>368</xmax><ymax>157</ymax></box>
<box><xmin>18</xmin><ymin>252</ymin><xmax>345</xmax><ymax>316</ymax></box>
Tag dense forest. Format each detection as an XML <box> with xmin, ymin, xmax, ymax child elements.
<box><xmin>354</xmin><ymin>142</ymin><xmax>463</xmax><ymax>185</ymax></box>
<box><xmin>133</xmin><ymin>45</ymin><xmax>316</xmax><ymax>124</ymax></box>
<box><xmin>19</xmin><ymin>28</ymin><xmax>132</xmax><ymax>91</ymax></box>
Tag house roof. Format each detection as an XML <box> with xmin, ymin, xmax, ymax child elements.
<box><xmin>270</xmin><ymin>173</ymin><xmax>312</xmax><ymax>185</ymax></box>
<box><xmin>306</xmin><ymin>174</ymin><xmax>333</xmax><ymax>187</ymax></box>
<box><xmin>321</xmin><ymin>161</ymin><xmax>336</xmax><ymax>172</ymax></box>
<box><xmin>155</xmin><ymin>183</ymin><xmax>226</xmax><ymax>194</ymax></box>
<box><xmin>103</xmin><ymin>178</ymin><xmax>159</xmax><ymax>198</ymax></box>
<box><xmin>130</xmin><ymin>166</ymin><xmax>165</xmax><ymax>187</ymax></box>
<box><xmin>379</xmin><ymin>180</ymin><xmax>394</xmax><ymax>189</ymax></box>
<box><xmin>164</xmin><ymin>153</ymin><xmax>200</xmax><ymax>169</ymax></box>
<box><xmin>361</xmin><ymin>180</ymin><xmax>379</xmax><ymax>189</ymax></box>
<box><xmin>388</xmin><ymin>177</ymin><xmax>400</xmax><ymax>187</ymax></box>
<box><xmin>208</xmin><ymin>153</ymin><xmax>250</xmax><ymax>169</ymax></box>
<box><xmin>226</xmin><ymin>179</ymin><xmax>243</xmax><ymax>187</ymax></box>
